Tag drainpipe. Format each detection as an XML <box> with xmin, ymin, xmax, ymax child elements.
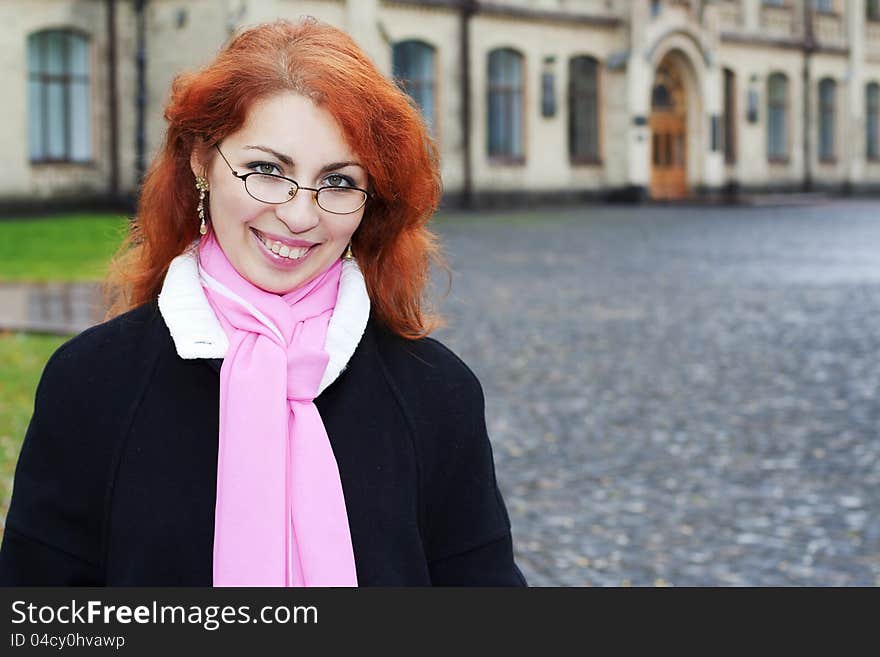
<box><xmin>802</xmin><ymin>1</ymin><xmax>815</xmax><ymax>192</ymax></box>
<box><xmin>106</xmin><ymin>0</ymin><xmax>119</xmax><ymax>202</ymax></box>
<box><xmin>134</xmin><ymin>0</ymin><xmax>148</xmax><ymax>186</ymax></box>
<box><xmin>458</xmin><ymin>0</ymin><xmax>477</xmax><ymax>209</ymax></box>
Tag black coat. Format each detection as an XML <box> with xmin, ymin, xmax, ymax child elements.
<box><xmin>0</xmin><ymin>300</ymin><xmax>526</xmax><ymax>586</ymax></box>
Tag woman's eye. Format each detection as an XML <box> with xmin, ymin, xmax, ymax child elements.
<box><xmin>324</xmin><ymin>173</ymin><xmax>354</xmax><ymax>188</ymax></box>
<box><xmin>248</xmin><ymin>162</ymin><xmax>280</xmax><ymax>175</ymax></box>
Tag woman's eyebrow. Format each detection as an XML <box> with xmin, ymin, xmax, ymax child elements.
<box><xmin>243</xmin><ymin>145</ymin><xmax>364</xmax><ymax>174</ymax></box>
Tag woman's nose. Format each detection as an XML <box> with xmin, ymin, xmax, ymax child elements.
<box><xmin>274</xmin><ymin>187</ymin><xmax>321</xmax><ymax>233</ymax></box>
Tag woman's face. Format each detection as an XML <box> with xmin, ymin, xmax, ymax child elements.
<box><xmin>191</xmin><ymin>91</ymin><xmax>368</xmax><ymax>294</ymax></box>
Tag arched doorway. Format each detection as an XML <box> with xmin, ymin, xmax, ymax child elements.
<box><xmin>650</xmin><ymin>55</ymin><xmax>688</xmax><ymax>200</ymax></box>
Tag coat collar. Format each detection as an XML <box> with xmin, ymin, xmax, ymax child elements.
<box><xmin>157</xmin><ymin>242</ymin><xmax>371</xmax><ymax>395</ymax></box>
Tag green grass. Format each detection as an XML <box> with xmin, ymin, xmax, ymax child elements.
<box><xmin>0</xmin><ymin>332</ymin><xmax>70</xmax><ymax>533</ymax></box>
<box><xmin>0</xmin><ymin>213</ymin><xmax>129</xmax><ymax>282</ymax></box>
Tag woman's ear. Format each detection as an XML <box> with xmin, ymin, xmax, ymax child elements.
<box><xmin>191</xmin><ymin>136</ymin><xmax>217</xmax><ymax>179</ymax></box>
<box><xmin>190</xmin><ymin>148</ymin><xmax>206</xmax><ymax>179</ymax></box>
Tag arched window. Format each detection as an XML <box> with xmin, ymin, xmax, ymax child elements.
<box><xmin>767</xmin><ymin>73</ymin><xmax>788</xmax><ymax>161</ymax></box>
<box><xmin>392</xmin><ymin>40</ymin><xmax>436</xmax><ymax>133</ymax></box>
<box><xmin>867</xmin><ymin>82</ymin><xmax>880</xmax><ymax>160</ymax></box>
<box><xmin>27</xmin><ymin>29</ymin><xmax>91</xmax><ymax>162</ymax></box>
<box><xmin>568</xmin><ymin>55</ymin><xmax>599</xmax><ymax>163</ymax></box>
<box><xmin>487</xmin><ymin>48</ymin><xmax>524</xmax><ymax>160</ymax></box>
<box><xmin>818</xmin><ymin>78</ymin><xmax>836</xmax><ymax>161</ymax></box>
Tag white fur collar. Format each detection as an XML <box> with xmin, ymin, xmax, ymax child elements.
<box><xmin>157</xmin><ymin>242</ymin><xmax>371</xmax><ymax>396</ymax></box>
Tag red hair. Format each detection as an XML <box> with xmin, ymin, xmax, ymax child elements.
<box><xmin>103</xmin><ymin>18</ymin><xmax>447</xmax><ymax>339</ymax></box>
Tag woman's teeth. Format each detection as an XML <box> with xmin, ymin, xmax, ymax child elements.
<box><xmin>256</xmin><ymin>232</ymin><xmax>311</xmax><ymax>259</ymax></box>
<box><xmin>272</xmin><ymin>243</ymin><xmax>310</xmax><ymax>259</ymax></box>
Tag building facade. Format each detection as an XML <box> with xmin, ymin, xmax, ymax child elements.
<box><xmin>3</xmin><ymin>0</ymin><xmax>880</xmax><ymax>212</ymax></box>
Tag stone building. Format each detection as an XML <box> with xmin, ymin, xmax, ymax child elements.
<box><xmin>3</xmin><ymin>0</ymin><xmax>880</xmax><ymax>212</ymax></box>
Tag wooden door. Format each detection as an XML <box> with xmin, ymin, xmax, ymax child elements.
<box><xmin>650</xmin><ymin>111</ymin><xmax>687</xmax><ymax>200</ymax></box>
<box><xmin>650</xmin><ymin>59</ymin><xmax>688</xmax><ymax>200</ymax></box>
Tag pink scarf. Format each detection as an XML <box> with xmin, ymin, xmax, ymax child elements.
<box><xmin>196</xmin><ymin>230</ymin><xmax>358</xmax><ymax>587</ymax></box>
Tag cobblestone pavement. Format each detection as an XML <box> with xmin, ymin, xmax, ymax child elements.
<box><xmin>430</xmin><ymin>199</ymin><xmax>880</xmax><ymax>586</ymax></box>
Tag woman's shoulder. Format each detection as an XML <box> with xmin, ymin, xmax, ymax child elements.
<box><xmin>58</xmin><ymin>299</ymin><xmax>160</xmax><ymax>354</ymax></box>
<box><xmin>366</xmin><ymin>317</ymin><xmax>485</xmax><ymax>410</ymax></box>
<box><xmin>50</xmin><ymin>300</ymin><xmax>161</xmax><ymax>363</ymax></box>
<box><xmin>21</xmin><ymin>299</ymin><xmax>168</xmax><ymax>495</ymax></box>
<box><xmin>39</xmin><ymin>300</ymin><xmax>164</xmax><ymax>401</ymax></box>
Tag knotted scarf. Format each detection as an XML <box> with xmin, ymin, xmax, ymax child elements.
<box><xmin>196</xmin><ymin>229</ymin><xmax>358</xmax><ymax>586</ymax></box>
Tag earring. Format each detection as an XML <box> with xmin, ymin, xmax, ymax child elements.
<box><xmin>342</xmin><ymin>243</ymin><xmax>354</xmax><ymax>261</ymax></box>
<box><xmin>195</xmin><ymin>176</ymin><xmax>210</xmax><ymax>235</ymax></box>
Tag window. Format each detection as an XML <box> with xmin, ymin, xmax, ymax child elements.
<box><xmin>867</xmin><ymin>83</ymin><xmax>880</xmax><ymax>160</ymax></box>
<box><xmin>813</xmin><ymin>0</ymin><xmax>834</xmax><ymax>13</ymax></box>
<box><xmin>652</xmin><ymin>83</ymin><xmax>672</xmax><ymax>109</ymax></box>
<box><xmin>487</xmin><ymin>48</ymin><xmax>524</xmax><ymax>160</ymax></box>
<box><xmin>818</xmin><ymin>78</ymin><xmax>836</xmax><ymax>161</ymax></box>
<box><xmin>869</xmin><ymin>0</ymin><xmax>880</xmax><ymax>20</ymax></box>
<box><xmin>392</xmin><ymin>40</ymin><xmax>436</xmax><ymax>133</ymax></box>
<box><xmin>568</xmin><ymin>56</ymin><xmax>599</xmax><ymax>162</ymax></box>
<box><xmin>723</xmin><ymin>68</ymin><xmax>737</xmax><ymax>164</ymax></box>
<box><xmin>767</xmin><ymin>73</ymin><xmax>788</xmax><ymax>161</ymax></box>
<box><xmin>541</xmin><ymin>70</ymin><xmax>556</xmax><ymax>118</ymax></box>
<box><xmin>27</xmin><ymin>29</ymin><xmax>91</xmax><ymax>163</ymax></box>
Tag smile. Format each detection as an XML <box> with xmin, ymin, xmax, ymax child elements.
<box><xmin>251</xmin><ymin>228</ymin><xmax>314</xmax><ymax>260</ymax></box>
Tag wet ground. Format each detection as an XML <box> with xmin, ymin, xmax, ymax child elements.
<box><xmin>431</xmin><ymin>199</ymin><xmax>880</xmax><ymax>586</ymax></box>
<box><xmin>4</xmin><ymin>199</ymin><xmax>879</xmax><ymax>586</ymax></box>
<box><xmin>0</xmin><ymin>282</ymin><xmax>104</xmax><ymax>335</ymax></box>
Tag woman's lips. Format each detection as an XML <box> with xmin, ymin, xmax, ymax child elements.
<box><xmin>250</xmin><ymin>228</ymin><xmax>317</xmax><ymax>268</ymax></box>
<box><xmin>250</xmin><ymin>227</ymin><xmax>318</xmax><ymax>249</ymax></box>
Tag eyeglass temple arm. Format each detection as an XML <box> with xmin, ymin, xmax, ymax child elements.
<box><xmin>213</xmin><ymin>143</ymin><xmax>241</xmax><ymax>176</ymax></box>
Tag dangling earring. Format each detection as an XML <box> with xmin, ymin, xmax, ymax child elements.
<box><xmin>195</xmin><ymin>176</ymin><xmax>210</xmax><ymax>235</ymax></box>
<box><xmin>342</xmin><ymin>242</ymin><xmax>354</xmax><ymax>261</ymax></box>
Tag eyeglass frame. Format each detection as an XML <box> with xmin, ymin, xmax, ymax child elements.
<box><xmin>211</xmin><ymin>143</ymin><xmax>373</xmax><ymax>215</ymax></box>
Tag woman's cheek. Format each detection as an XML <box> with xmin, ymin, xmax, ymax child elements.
<box><xmin>337</xmin><ymin>214</ymin><xmax>364</xmax><ymax>240</ymax></box>
<box><xmin>212</xmin><ymin>193</ymin><xmax>261</xmax><ymax>227</ymax></box>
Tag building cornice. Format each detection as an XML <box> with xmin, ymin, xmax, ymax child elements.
<box><xmin>720</xmin><ymin>32</ymin><xmax>849</xmax><ymax>57</ymax></box>
<box><xmin>382</xmin><ymin>0</ymin><xmax>622</xmax><ymax>28</ymax></box>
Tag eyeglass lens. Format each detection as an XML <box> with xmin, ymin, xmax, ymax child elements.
<box><xmin>244</xmin><ymin>174</ymin><xmax>367</xmax><ymax>213</ymax></box>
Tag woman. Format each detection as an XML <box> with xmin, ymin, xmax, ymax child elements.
<box><xmin>0</xmin><ymin>18</ymin><xmax>526</xmax><ymax>586</ymax></box>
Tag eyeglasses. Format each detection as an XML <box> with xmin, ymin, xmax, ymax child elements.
<box><xmin>213</xmin><ymin>144</ymin><xmax>372</xmax><ymax>214</ymax></box>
